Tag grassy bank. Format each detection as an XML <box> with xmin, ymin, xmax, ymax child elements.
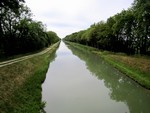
<box><xmin>95</xmin><ymin>51</ymin><xmax>150</xmax><ymax>89</ymax></box>
<box><xmin>0</xmin><ymin>42</ymin><xmax>60</xmax><ymax>113</ymax></box>
<box><xmin>65</xmin><ymin>41</ymin><xmax>150</xmax><ymax>89</ymax></box>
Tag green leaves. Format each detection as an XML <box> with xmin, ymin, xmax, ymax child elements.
<box><xmin>0</xmin><ymin>0</ymin><xmax>60</xmax><ymax>57</ymax></box>
<box><xmin>64</xmin><ymin>0</ymin><xmax>150</xmax><ymax>55</ymax></box>
<box><xmin>47</xmin><ymin>31</ymin><xmax>60</xmax><ymax>44</ymax></box>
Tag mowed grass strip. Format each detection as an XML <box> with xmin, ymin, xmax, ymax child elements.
<box><xmin>0</xmin><ymin>42</ymin><xmax>60</xmax><ymax>113</ymax></box>
<box><xmin>94</xmin><ymin>51</ymin><xmax>150</xmax><ymax>89</ymax></box>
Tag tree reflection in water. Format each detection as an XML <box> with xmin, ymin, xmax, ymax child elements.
<box><xmin>66</xmin><ymin>42</ymin><xmax>150</xmax><ymax>113</ymax></box>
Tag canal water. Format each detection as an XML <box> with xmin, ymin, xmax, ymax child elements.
<box><xmin>42</xmin><ymin>42</ymin><xmax>150</xmax><ymax>113</ymax></box>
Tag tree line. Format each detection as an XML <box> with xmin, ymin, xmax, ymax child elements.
<box><xmin>0</xmin><ymin>0</ymin><xmax>60</xmax><ymax>57</ymax></box>
<box><xmin>64</xmin><ymin>0</ymin><xmax>150</xmax><ymax>55</ymax></box>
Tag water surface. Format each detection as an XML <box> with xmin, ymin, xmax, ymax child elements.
<box><xmin>42</xmin><ymin>42</ymin><xmax>150</xmax><ymax>113</ymax></box>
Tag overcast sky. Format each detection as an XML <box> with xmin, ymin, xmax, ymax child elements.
<box><xmin>25</xmin><ymin>0</ymin><xmax>133</xmax><ymax>38</ymax></box>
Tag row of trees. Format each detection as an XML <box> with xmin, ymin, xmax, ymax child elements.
<box><xmin>0</xmin><ymin>0</ymin><xmax>60</xmax><ymax>57</ymax></box>
<box><xmin>64</xmin><ymin>0</ymin><xmax>150</xmax><ymax>55</ymax></box>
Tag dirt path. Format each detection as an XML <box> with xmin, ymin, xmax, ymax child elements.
<box><xmin>0</xmin><ymin>43</ymin><xmax>58</xmax><ymax>68</ymax></box>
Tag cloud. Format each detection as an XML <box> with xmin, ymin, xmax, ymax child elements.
<box><xmin>25</xmin><ymin>0</ymin><xmax>133</xmax><ymax>38</ymax></box>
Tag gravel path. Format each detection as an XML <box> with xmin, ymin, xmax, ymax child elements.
<box><xmin>0</xmin><ymin>44</ymin><xmax>57</xmax><ymax>68</ymax></box>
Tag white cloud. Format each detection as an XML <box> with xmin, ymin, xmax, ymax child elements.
<box><xmin>25</xmin><ymin>0</ymin><xmax>133</xmax><ymax>38</ymax></box>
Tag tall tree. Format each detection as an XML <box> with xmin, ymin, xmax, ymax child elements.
<box><xmin>0</xmin><ymin>0</ymin><xmax>25</xmax><ymax>55</ymax></box>
<box><xmin>133</xmin><ymin>0</ymin><xmax>150</xmax><ymax>54</ymax></box>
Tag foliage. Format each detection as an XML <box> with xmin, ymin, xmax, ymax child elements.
<box><xmin>0</xmin><ymin>0</ymin><xmax>60</xmax><ymax>57</ymax></box>
<box><xmin>64</xmin><ymin>0</ymin><xmax>150</xmax><ymax>55</ymax></box>
<box><xmin>47</xmin><ymin>31</ymin><xmax>60</xmax><ymax>44</ymax></box>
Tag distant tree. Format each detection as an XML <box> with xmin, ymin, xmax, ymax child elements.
<box><xmin>64</xmin><ymin>0</ymin><xmax>150</xmax><ymax>55</ymax></box>
<box><xmin>47</xmin><ymin>31</ymin><xmax>60</xmax><ymax>44</ymax></box>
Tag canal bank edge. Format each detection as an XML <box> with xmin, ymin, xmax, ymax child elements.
<box><xmin>0</xmin><ymin>42</ymin><xmax>60</xmax><ymax>113</ymax></box>
<box><xmin>64</xmin><ymin>41</ymin><xmax>150</xmax><ymax>90</ymax></box>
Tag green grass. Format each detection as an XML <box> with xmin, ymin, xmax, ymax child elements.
<box><xmin>98</xmin><ymin>53</ymin><xmax>150</xmax><ymax>89</ymax></box>
<box><xmin>65</xmin><ymin>41</ymin><xmax>98</xmax><ymax>52</ymax></box>
<box><xmin>0</xmin><ymin>42</ymin><xmax>60</xmax><ymax>113</ymax></box>
<box><xmin>65</xmin><ymin>41</ymin><xmax>150</xmax><ymax>89</ymax></box>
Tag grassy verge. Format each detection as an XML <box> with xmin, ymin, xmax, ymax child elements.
<box><xmin>95</xmin><ymin>51</ymin><xmax>150</xmax><ymax>89</ymax></box>
<box><xmin>65</xmin><ymin>41</ymin><xmax>98</xmax><ymax>52</ymax></box>
<box><xmin>65</xmin><ymin>41</ymin><xmax>150</xmax><ymax>89</ymax></box>
<box><xmin>0</xmin><ymin>42</ymin><xmax>60</xmax><ymax>113</ymax></box>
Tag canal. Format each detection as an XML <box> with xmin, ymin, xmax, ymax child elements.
<box><xmin>42</xmin><ymin>41</ymin><xmax>150</xmax><ymax>113</ymax></box>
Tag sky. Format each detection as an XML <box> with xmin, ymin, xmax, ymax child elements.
<box><xmin>25</xmin><ymin>0</ymin><xmax>134</xmax><ymax>38</ymax></box>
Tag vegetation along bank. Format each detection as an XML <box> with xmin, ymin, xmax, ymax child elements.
<box><xmin>65</xmin><ymin>41</ymin><xmax>150</xmax><ymax>89</ymax></box>
<box><xmin>64</xmin><ymin>0</ymin><xmax>150</xmax><ymax>55</ymax></box>
<box><xmin>0</xmin><ymin>42</ymin><xmax>60</xmax><ymax>113</ymax></box>
<box><xmin>0</xmin><ymin>0</ymin><xmax>60</xmax><ymax>58</ymax></box>
<box><xmin>64</xmin><ymin>0</ymin><xmax>150</xmax><ymax>89</ymax></box>
<box><xmin>0</xmin><ymin>0</ymin><xmax>61</xmax><ymax>112</ymax></box>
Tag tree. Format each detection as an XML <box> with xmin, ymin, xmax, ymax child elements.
<box><xmin>133</xmin><ymin>0</ymin><xmax>150</xmax><ymax>54</ymax></box>
<box><xmin>64</xmin><ymin>0</ymin><xmax>150</xmax><ymax>55</ymax></box>
<box><xmin>0</xmin><ymin>1</ymin><xmax>60</xmax><ymax>57</ymax></box>
<box><xmin>47</xmin><ymin>31</ymin><xmax>60</xmax><ymax>44</ymax></box>
<box><xmin>0</xmin><ymin>0</ymin><xmax>25</xmax><ymax>42</ymax></box>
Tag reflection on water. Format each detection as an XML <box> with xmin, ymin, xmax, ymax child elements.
<box><xmin>42</xmin><ymin>42</ymin><xmax>150</xmax><ymax>113</ymax></box>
